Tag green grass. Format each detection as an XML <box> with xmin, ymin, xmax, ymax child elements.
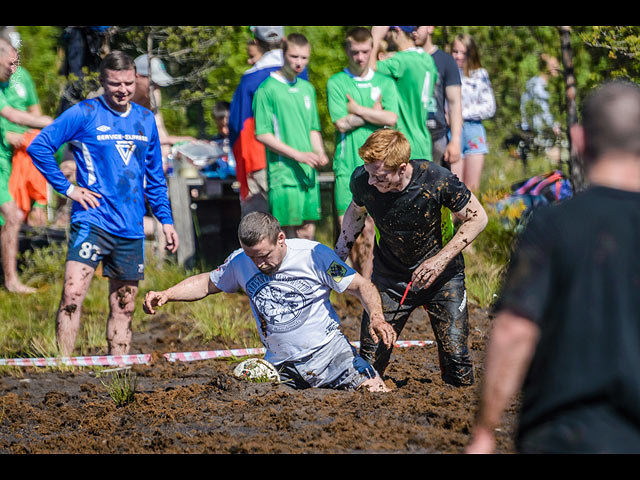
<box><xmin>99</xmin><ymin>368</ymin><xmax>138</xmax><ymax>407</ymax></box>
<box><xmin>0</xmin><ymin>244</ymin><xmax>258</xmax><ymax>360</ymax></box>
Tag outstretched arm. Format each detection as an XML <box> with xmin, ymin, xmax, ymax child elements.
<box><xmin>143</xmin><ymin>272</ymin><xmax>221</xmax><ymax>314</ymax></box>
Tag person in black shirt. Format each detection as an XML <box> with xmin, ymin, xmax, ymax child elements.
<box><xmin>467</xmin><ymin>80</ymin><xmax>640</xmax><ymax>454</ymax></box>
<box><xmin>335</xmin><ymin>128</ymin><xmax>488</xmax><ymax>386</ymax></box>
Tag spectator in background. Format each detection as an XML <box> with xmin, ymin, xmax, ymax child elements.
<box><xmin>520</xmin><ymin>53</ymin><xmax>562</xmax><ymax>138</ymax></box>
<box><xmin>2</xmin><ymin>52</ymin><xmax>51</xmax><ymax>227</ymax></box>
<box><xmin>132</xmin><ymin>54</ymin><xmax>194</xmax><ymax>258</ymax></box>
<box><xmin>246</xmin><ymin>38</ymin><xmax>263</xmax><ymax>66</ymax></box>
<box><xmin>412</xmin><ymin>26</ymin><xmax>462</xmax><ymax>168</ymax></box>
<box><xmin>450</xmin><ymin>33</ymin><xmax>495</xmax><ymax>193</ymax></box>
<box><xmin>467</xmin><ymin>81</ymin><xmax>640</xmax><ymax>454</ymax></box>
<box><xmin>230</xmin><ymin>26</ymin><xmax>310</xmax><ymax>218</ymax></box>
<box><xmin>253</xmin><ymin>33</ymin><xmax>328</xmax><ymax>241</ymax></box>
<box><xmin>132</xmin><ymin>54</ymin><xmax>196</xmax><ymax>162</ymax></box>
<box><xmin>0</xmin><ymin>36</ymin><xmax>52</xmax><ymax>293</ymax></box>
<box><xmin>520</xmin><ymin>53</ymin><xmax>563</xmax><ymax>162</ymax></box>
<box><xmin>368</xmin><ymin>26</ymin><xmax>438</xmax><ymax>162</ymax></box>
<box><xmin>57</xmin><ymin>26</ymin><xmax>111</xmax><ymax>115</ymax></box>
<box><xmin>206</xmin><ymin>100</ymin><xmax>236</xmax><ymax>179</ymax></box>
<box><xmin>327</xmin><ymin>26</ymin><xmax>398</xmax><ymax>279</ymax></box>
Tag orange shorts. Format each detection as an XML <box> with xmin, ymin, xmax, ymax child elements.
<box><xmin>8</xmin><ymin>130</ymin><xmax>47</xmax><ymax>220</ymax></box>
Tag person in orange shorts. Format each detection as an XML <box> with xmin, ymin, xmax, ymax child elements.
<box><xmin>8</xmin><ymin>129</ymin><xmax>48</xmax><ymax>226</ymax></box>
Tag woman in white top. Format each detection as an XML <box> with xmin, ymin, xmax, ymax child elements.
<box><xmin>450</xmin><ymin>33</ymin><xmax>495</xmax><ymax>192</ymax></box>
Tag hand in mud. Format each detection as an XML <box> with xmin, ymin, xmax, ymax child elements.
<box><xmin>143</xmin><ymin>291</ymin><xmax>169</xmax><ymax>315</ymax></box>
<box><xmin>368</xmin><ymin>315</ymin><xmax>397</xmax><ymax>348</ymax></box>
<box><xmin>68</xmin><ymin>186</ymin><xmax>102</xmax><ymax>210</ymax></box>
<box><xmin>411</xmin><ymin>255</ymin><xmax>447</xmax><ymax>290</ymax></box>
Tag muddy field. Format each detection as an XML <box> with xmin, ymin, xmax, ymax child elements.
<box><xmin>0</xmin><ymin>297</ymin><xmax>518</xmax><ymax>454</ymax></box>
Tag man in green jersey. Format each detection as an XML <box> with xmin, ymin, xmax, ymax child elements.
<box><xmin>254</xmin><ymin>33</ymin><xmax>329</xmax><ymax>240</ymax></box>
<box><xmin>368</xmin><ymin>26</ymin><xmax>437</xmax><ymax>162</ymax></box>
<box><xmin>0</xmin><ymin>36</ymin><xmax>52</xmax><ymax>293</ymax></box>
<box><xmin>327</xmin><ymin>27</ymin><xmax>399</xmax><ymax>279</ymax></box>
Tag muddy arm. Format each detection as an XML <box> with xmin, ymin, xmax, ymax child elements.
<box><xmin>335</xmin><ymin>201</ymin><xmax>368</xmax><ymax>261</ymax></box>
<box><xmin>344</xmin><ymin>273</ymin><xmax>396</xmax><ymax>348</ymax></box>
<box><xmin>411</xmin><ymin>192</ymin><xmax>488</xmax><ymax>290</ymax></box>
<box><xmin>143</xmin><ymin>272</ymin><xmax>221</xmax><ymax>314</ymax></box>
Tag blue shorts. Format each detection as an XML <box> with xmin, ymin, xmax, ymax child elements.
<box><xmin>67</xmin><ymin>222</ymin><xmax>145</xmax><ymax>281</ymax></box>
<box><xmin>277</xmin><ymin>333</ymin><xmax>377</xmax><ymax>390</ymax></box>
<box><xmin>460</xmin><ymin>120</ymin><xmax>489</xmax><ymax>157</ymax></box>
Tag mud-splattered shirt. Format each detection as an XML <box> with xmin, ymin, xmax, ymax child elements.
<box><xmin>350</xmin><ymin>159</ymin><xmax>471</xmax><ymax>282</ymax></box>
<box><xmin>210</xmin><ymin>238</ymin><xmax>356</xmax><ymax>365</ymax></box>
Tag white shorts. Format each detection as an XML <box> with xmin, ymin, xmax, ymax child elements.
<box><xmin>276</xmin><ymin>333</ymin><xmax>377</xmax><ymax>390</ymax></box>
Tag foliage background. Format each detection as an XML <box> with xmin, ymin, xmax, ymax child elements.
<box><xmin>12</xmin><ymin>25</ymin><xmax>640</xmax><ymax>157</ymax></box>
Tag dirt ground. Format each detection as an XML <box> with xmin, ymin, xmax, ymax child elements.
<box><xmin>0</xmin><ymin>297</ymin><xmax>518</xmax><ymax>454</ymax></box>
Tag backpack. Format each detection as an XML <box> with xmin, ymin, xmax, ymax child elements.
<box><xmin>494</xmin><ymin>170</ymin><xmax>573</xmax><ymax>225</ymax></box>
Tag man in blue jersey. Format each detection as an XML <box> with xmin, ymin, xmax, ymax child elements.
<box><xmin>27</xmin><ymin>51</ymin><xmax>178</xmax><ymax>357</ymax></box>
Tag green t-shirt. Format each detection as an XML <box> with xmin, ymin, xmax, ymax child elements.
<box><xmin>376</xmin><ymin>48</ymin><xmax>437</xmax><ymax>161</ymax></box>
<box><xmin>327</xmin><ymin>68</ymin><xmax>399</xmax><ymax>178</ymax></box>
<box><xmin>0</xmin><ymin>67</ymin><xmax>40</xmax><ymax>163</ymax></box>
<box><xmin>253</xmin><ymin>72</ymin><xmax>322</xmax><ymax>189</ymax></box>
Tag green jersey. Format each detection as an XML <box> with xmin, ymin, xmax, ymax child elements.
<box><xmin>0</xmin><ymin>67</ymin><xmax>40</xmax><ymax>163</ymax></box>
<box><xmin>327</xmin><ymin>68</ymin><xmax>399</xmax><ymax>178</ymax></box>
<box><xmin>376</xmin><ymin>48</ymin><xmax>437</xmax><ymax>160</ymax></box>
<box><xmin>253</xmin><ymin>72</ymin><xmax>322</xmax><ymax>189</ymax></box>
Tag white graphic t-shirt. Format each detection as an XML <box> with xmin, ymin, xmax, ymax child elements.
<box><xmin>210</xmin><ymin>238</ymin><xmax>356</xmax><ymax>365</ymax></box>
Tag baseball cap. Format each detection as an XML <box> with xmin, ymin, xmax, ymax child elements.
<box><xmin>134</xmin><ymin>54</ymin><xmax>175</xmax><ymax>87</ymax></box>
<box><xmin>390</xmin><ymin>26</ymin><xmax>417</xmax><ymax>33</ymax></box>
<box><xmin>250</xmin><ymin>26</ymin><xmax>284</xmax><ymax>44</ymax></box>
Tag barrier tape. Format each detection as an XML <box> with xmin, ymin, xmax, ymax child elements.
<box><xmin>0</xmin><ymin>340</ymin><xmax>434</xmax><ymax>367</ymax></box>
<box><xmin>0</xmin><ymin>354</ymin><xmax>152</xmax><ymax>368</ymax></box>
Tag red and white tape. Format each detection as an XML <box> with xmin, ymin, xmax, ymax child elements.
<box><xmin>0</xmin><ymin>340</ymin><xmax>433</xmax><ymax>367</ymax></box>
<box><xmin>164</xmin><ymin>347</ymin><xmax>267</xmax><ymax>363</ymax></box>
<box><xmin>0</xmin><ymin>354</ymin><xmax>151</xmax><ymax>367</ymax></box>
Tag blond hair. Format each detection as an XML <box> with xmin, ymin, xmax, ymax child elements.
<box><xmin>358</xmin><ymin>129</ymin><xmax>411</xmax><ymax>170</ymax></box>
<box><xmin>454</xmin><ymin>33</ymin><xmax>482</xmax><ymax>76</ymax></box>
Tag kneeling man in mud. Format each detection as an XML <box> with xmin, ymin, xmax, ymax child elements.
<box><xmin>336</xmin><ymin>128</ymin><xmax>488</xmax><ymax>387</ymax></box>
<box><xmin>144</xmin><ymin>211</ymin><xmax>397</xmax><ymax>392</ymax></box>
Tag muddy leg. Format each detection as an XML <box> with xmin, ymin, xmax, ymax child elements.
<box><xmin>56</xmin><ymin>260</ymin><xmax>96</xmax><ymax>356</ymax></box>
<box><xmin>425</xmin><ymin>273</ymin><xmax>474</xmax><ymax>386</ymax></box>
<box><xmin>107</xmin><ymin>278</ymin><xmax>138</xmax><ymax>355</ymax></box>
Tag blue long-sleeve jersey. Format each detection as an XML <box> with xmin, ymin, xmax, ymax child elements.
<box><xmin>28</xmin><ymin>96</ymin><xmax>173</xmax><ymax>239</ymax></box>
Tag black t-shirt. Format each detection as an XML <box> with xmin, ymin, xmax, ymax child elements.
<box><xmin>496</xmin><ymin>185</ymin><xmax>640</xmax><ymax>452</ymax></box>
<box><xmin>350</xmin><ymin>159</ymin><xmax>471</xmax><ymax>283</ymax></box>
<box><xmin>428</xmin><ymin>48</ymin><xmax>462</xmax><ymax>141</ymax></box>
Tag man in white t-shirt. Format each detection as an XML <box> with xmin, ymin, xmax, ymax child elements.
<box><xmin>143</xmin><ymin>211</ymin><xmax>396</xmax><ymax>391</ymax></box>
